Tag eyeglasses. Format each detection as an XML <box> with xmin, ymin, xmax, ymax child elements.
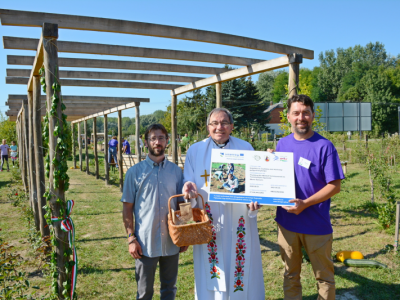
<box><xmin>208</xmin><ymin>121</ymin><xmax>231</xmax><ymax>127</ymax></box>
<box><xmin>148</xmin><ymin>136</ymin><xmax>167</xmax><ymax>143</ymax></box>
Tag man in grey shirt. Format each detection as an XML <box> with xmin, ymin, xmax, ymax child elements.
<box><xmin>222</xmin><ymin>173</ymin><xmax>239</xmax><ymax>193</ymax></box>
<box><xmin>121</xmin><ymin>124</ymin><xmax>187</xmax><ymax>300</ymax></box>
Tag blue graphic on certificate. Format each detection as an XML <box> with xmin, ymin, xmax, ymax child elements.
<box><xmin>208</xmin><ymin>149</ymin><xmax>295</xmax><ymax>206</ymax></box>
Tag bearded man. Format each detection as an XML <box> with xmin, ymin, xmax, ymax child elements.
<box><xmin>275</xmin><ymin>95</ymin><xmax>344</xmax><ymax>300</ymax></box>
<box><xmin>121</xmin><ymin>124</ymin><xmax>187</xmax><ymax>300</ymax></box>
<box><xmin>183</xmin><ymin>108</ymin><xmax>265</xmax><ymax>300</ymax></box>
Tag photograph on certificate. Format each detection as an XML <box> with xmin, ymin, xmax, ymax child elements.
<box><xmin>210</xmin><ymin>162</ymin><xmax>246</xmax><ymax>194</ymax></box>
<box><xmin>208</xmin><ymin>149</ymin><xmax>296</xmax><ymax>206</ymax></box>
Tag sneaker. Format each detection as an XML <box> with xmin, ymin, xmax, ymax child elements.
<box><xmin>7</xmin><ymin>170</ymin><xmax>9</xmax><ymax>172</ymax></box>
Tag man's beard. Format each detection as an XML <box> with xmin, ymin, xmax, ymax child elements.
<box><xmin>293</xmin><ymin>122</ymin><xmax>311</xmax><ymax>135</ymax></box>
<box><xmin>148</xmin><ymin>144</ymin><xmax>165</xmax><ymax>156</ymax></box>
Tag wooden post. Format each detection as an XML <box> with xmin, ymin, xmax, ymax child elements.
<box><xmin>28</xmin><ymin>91</ymin><xmax>40</xmax><ymax>231</ymax></box>
<box><xmin>135</xmin><ymin>103</ymin><xmax>141</xmax><ymax>161</ymax></box>
<box><xmin>104</xmin><ymin>115</ymin><xmax>109</xmax><ymax>185</ymax></box>
<box><xmin>78</xmin><ymin>122</ymin><xmax>82</xmax><ymax>171</ymax></box>
<box><xmin>365</xmin><ymin>134</ymin><xmax>368</xmax><ymax>149</ymax></box>
<box><xmin>72</xmin><ymin>123</ymin><xmax>76</xmax><ymax>169</ymax></box>
<box><xmin>84</xmin><ymin>120</ymin><xmax>89</xmax><ymax>175</ymax></box>
<box><xmin>171</xmin><ymin>94</ymin><xmax>178</xmax><ymax>165</ymax></box>
<box><xmin>21</xmin><ymin>101</ymin><xmax>29</xmax><ymax>192</ymax></box>
<box><xmin>43</xmin><ymin>22</ymin><xmax>69</xmax><ymax>299</ymax></box>
<box><xmin>395</xmin><ymin>201</ymin><xmax>400</xmax><ymax>251</ymax></box>
<box><xmin>93</xmin><ymin>117</ymin><xmax>99</xmax><ymax>179</ymax></box>
<box><xmin>33</xmin><ymin>75</ymin><xmax>49</xmax><ymax>237</ymax></box>
<box><xmin>23</xmin><ymin>100</ymin><xmax>30</xmax><ymax>198</ymax></box>
<box><xmin>216</xmin><ymin>82</ymin><xmax>222</xmax><ymax>108</ymax></box>
<box><xmin>288</xmin><ymin>53</ymin><xmax>302</xmax><ymax>98</ymax></box>
<box><xmin>118</xmin><ymin>110</ymin><xmax>123</xmax><ymax>191</ymax></box>
<box><xmin>343</xmin><ymin>162</ymin><xmax>347</xmax><ymax>175</ymax></box>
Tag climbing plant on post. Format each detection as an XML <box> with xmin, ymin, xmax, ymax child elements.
<box><xmin>41</xmin><ymin>23</ymin><xmax>74</xmax><ymax>299</ymax></box>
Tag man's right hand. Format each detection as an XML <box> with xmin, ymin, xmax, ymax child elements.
<box><xmin>183</xmin><ymin>181</ymin><xmax>198</xmax><ymax>199</ymax></box>
<box><xmin>129</xmin><ymin>240</ymin><xmax>143</xmax><ymax>259</ymax></box>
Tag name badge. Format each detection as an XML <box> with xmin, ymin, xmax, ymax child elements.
<box><xmin>298</xmin><ymin>157</ymin><xmax>311</xmax><ymax>169</ymax></box>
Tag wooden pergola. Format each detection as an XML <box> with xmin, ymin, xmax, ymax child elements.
<box><xmin>1</xmin><ymin>9</ymin><xmax>313</xmax><ymax>299</ymax></box>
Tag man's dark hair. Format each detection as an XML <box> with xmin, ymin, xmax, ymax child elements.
<box><xmin>144</xmin><ymin>124</ymin><xmax>169</xmax><ymax>140</ymax></box>
<box><xmin>287</xmin><ymin>94</ymin><xmax>314</xmax><ymax>113</ymax></box>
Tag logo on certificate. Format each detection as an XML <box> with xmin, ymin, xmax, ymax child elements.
<box><xmin>254</xmin><ymin>155</ymin><xmax>261</xmax><ymax>161</ymax></box>
<box><xmin>280</xmin><ymin>156</ymin><xmax>288</xmax><ymax>162</ymax></box>
<box><xmin>220</xmin><ymin>152</ymin><xmax>224</xmax><ymax>157</ymax></box>
<box><xmin>265</xmin><ymin>156</ymin><xmax>270</xmax><ymax>162</ymax></box>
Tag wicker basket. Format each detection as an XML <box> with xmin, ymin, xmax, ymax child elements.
<box><xmin>168</xmin><ymin>194</ymin><xmax>212</xmax><ymax>247</ymax></box>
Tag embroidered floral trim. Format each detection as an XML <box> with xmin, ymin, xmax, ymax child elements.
<box><xmin>205</xmin><ymin>202</ymin><xmax>220</xmax><ymax>279</ymax></box>
<box><xmin>234</xmin><ymin>216</ymin><xmax>246</xmax><ymax>292</ymax></box>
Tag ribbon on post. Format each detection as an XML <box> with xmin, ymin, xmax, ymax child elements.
<box><xmin>52</xmin><ymin>200</ymin><xmax>78</xmax><ymax>300</ymax></box>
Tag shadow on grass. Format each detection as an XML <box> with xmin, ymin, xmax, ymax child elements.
<box><xmin>333</xmin><ymin>230</ymin><xmax>369</xmax><ymax>242</ymax></box>
<box><xmin>0</xmin><ymin>179</ymin><xmax>11</xmax><ymax>189</ymax></box>
<box><xmin>334</xmin><ymin>265</ymin><xmax>400</xmax><ymax>300</ymax></box>
<box><xmin>78</xmin><ymin>236</ymin><xmax>125</xmax><ymax>243</ymax></box>
<box><xmin>274</xmin><ymin>265</ymin><xmax>400</xmax><ymax>300</ymax></box>
<box><xmin>74</xmin><ymin>211</ymin><xmax>121</xmax><ymax>216</ymax></box>
<box><xmin>345</xmin><ymin>172</ymin><xmax>360</xmax><ymax>180</ymax></box>
<box><xmin>78</xmin><ymin>266</ymin><xmax>135</xmax><ymax>275</ymax></box>
<box><xmin>260</xmin><ymin>237</ymin><xmax>280</xmax><ymax>253</ymax></box>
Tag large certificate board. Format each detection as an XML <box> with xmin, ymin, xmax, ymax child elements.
<box><xmin>208</xmin><ymin>149</ymin><xmax>295</xmax><ymax>206</ymax></box>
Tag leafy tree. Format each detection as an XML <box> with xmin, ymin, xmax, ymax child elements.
<box><xmin>0</xmin><ymin>111</ymin><xmax>17</xmax><ymax>143</ymax></box>
<box><xmin>272</xmin><ymin>71</ymin><xmax>289</xmax><ymax>103</ymax></box>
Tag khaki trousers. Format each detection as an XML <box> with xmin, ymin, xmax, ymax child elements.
<box><xmin>278</xmin><ymin>224</ymin><xmax>335</xmax><ymax>300</ymax></box>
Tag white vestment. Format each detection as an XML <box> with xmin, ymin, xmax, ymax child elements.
<box><xmin>183</xmin><ymin>136</ymin><xmax>265</xmax><ymax>300</ymax></box>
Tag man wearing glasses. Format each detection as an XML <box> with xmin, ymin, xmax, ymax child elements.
<box><xmin>121</xmin><ymin>124</ymin><xmax>188</xmax><ymax>300</ymax></box>
<box><xmin>182</xmin><ymin>108</ymin><xmax>265</xmax><ymax>299</ymax></box>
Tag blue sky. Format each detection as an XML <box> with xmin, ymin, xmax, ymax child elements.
<box><xmin>1</xmin><ymin>0</ymin><xmax>399</xmax><ymax>119</ymax></box>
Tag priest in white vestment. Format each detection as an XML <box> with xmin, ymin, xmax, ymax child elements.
<box><xmin>183</xmin><ymin>108</ymin><xmax>265</xmax><ymax>300</ymax></box>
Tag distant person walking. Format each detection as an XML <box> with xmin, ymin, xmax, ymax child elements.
<box><xmin>122</xmin><ymin>138</ymin><xmax>131</xmax><ymax>155</ymax></box>
<box><xmin>0</xmin><ymin>139</ymin><xmax>10</xmax><ymax>172</ymax></box>
<box><xmin>10</xmin><ymin>141</ymin><xmax>18</xmax><ymax>167</ymax></box>
<box><xmin>108</xmin><ymin>136</ymin><xmax>119</xmax><ymax>169</ymax></box>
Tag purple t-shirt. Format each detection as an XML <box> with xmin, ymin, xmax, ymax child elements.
<box><xmin>109</xmin><ymin>139</ymin><xmax>118</xmax><ymax>147</ymax></box>
<box><xmin>123</xmin><ymin>140</ymin><xmax>131</xmax><ymax>154</ymax></box>
<box><xmin>275</xmin><ymin>132</ymin><xmax>344</xmax><ymax>235</ymax></box>
<box><xmin>0</xmin><ymin>144</ymin><xmax>10</xmax><ymax>156</ymax></box>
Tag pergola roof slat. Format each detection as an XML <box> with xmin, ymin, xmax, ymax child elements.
<box><xmin>173</xmin><ymin>55</ymin><xmax>290</xmax><ymax>95</ymax></box>
<box><xmin>0</xmin><ymin>9</ymin><xmax>314</xmax><ymax>59</ymax></box>
<box><xmin>4</xmin><ymin>36</ymin><xmax>264</xmax><ymax>66</ymax></box>
<box><xmin>7</xmin><ymin>69</ymin><xmax>205</xmax><ymax>82</ymax></box>
<box><xmin>7</xmin><ymin>77</ymin><xmax>183</xmax><ymax>90</ymax></box>
<box><xmin>7</xmin><ymin>55</ymin><xmax>228</xmax><ymax>74</ymax></box>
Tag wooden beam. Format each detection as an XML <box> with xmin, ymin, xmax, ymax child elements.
<box><xmin>6</xmin><ymin>108</ymin><xmax>138</xmax><ymax>116</ymax></box>
<box><xmin>7</xmin><ymin>76</ymin><xmax>182</xmax><ymax>90</ymax></box>
<box><xmin>8</xmin><ymin>69</ymin><xmax>206</xmax><ymax>83</ymax></box>
<box><xmin>171</xmin><ymin>95</ymin><xmax>178</xmax><ymax>165</ymax></box>
<box><xmin>216</xmin><ymin>82</ymin><xmax>222</xmax><ymax>108</ymax></box>
<box><xmin>0</xmin><ymin>9</ymin><xmax>314</xmax><ymax>59</ymax></box>
<box><xmin>28</xmin><ymin>90</ymin><xmax>40</xmax><ymax>231</ymax></box>
<box><xmin>4</xmin><ymin>36</ymin><xmax>264</xmax><ymax>66</ymax></box>
<box><xmin>72</xmin><ymin>123</ymin><xmax>76</xmax><ymax>169</ymax></box>
<box><xmin>7</xmin><ymin>102</ymin><xmax>134</xmax><ymax>109</ymax></box>
<box><xmin>93</xmin><ymin>117</ymin><xmax>99</xmax><ymax>179</ymax></box>
<box><xmin>27</xmin><ymin>36</ymin><xmax>43</xmax><ymax>92</ymax></box>
<box><xmin>71</xmin><ymin>102</ymin><xmax>140</xmax><ymax>123</ymax></box>
<box><xmin>288</xmin><ymin>53</ymin><xmax>302</xmax><ymax>98</ymax></box>
<box><xmin>104</xmin><ymin>115</ymin><xmax>109</xmax><ymax>185</ymax></box>
<box><xmin>172</xmin><ymin>55</ymin><xmax>290</xmax><ymax>96</ymax></box>
<box><xmin>8</xmin><ymin>55</ymin><xmax>228</xmax><ymax>75</ymax></box>
<box><xmin>78</xmin><ymin>122</ymin><xmax>82</xmax><ymax>171</ymax></box>
<box><xmin>135</xmin><ymin>104</ymin><xmax>141</xmax><ymax>162</ymax></box>
<box><xmin>33</xmin><ymin>75</ymin><xmax>49</xmax><ymax>236</ymax></box>
<box><xmin>84</xmin><ymin>120</ymin><xmax>89</xmax><ymax>175</ymax></box>
<box><xmin>8</xmin><ymin>94</ymin><xmax>150</xmax><ymax>103</ymax></box>
<box><xmin>118</xmin><ymin>110</ymin><xmax>123</xmax><ymax>192</ymax></box>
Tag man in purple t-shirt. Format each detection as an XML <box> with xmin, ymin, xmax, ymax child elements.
<box><xmin>275</xmin><ymin>95</ymin><xmax>344</xmax><ymax>300</ymax></box>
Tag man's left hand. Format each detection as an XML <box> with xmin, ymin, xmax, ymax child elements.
<box><xmin>282</xmin><ymin>199</ymin><xmax>307</xmax><ymax>215</ymax></box>
<box><xmin>179</xmin><ymin>246</ymin><xmax>189</xmax><ymax>253</ymax></box>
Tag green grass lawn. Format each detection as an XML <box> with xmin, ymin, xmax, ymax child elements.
<box><xmin>1</xmin><ymin>153</ymin><xmax>399</xmax><ymax>299</ymax></box>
